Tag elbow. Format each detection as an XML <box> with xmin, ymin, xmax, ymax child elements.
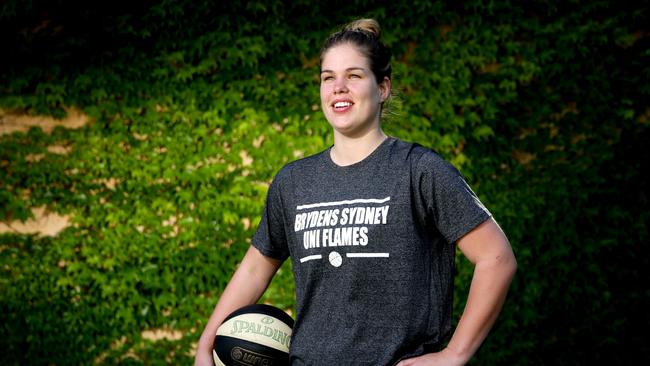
<box><xmin>505</xmin><ymin>251</ymin><xmax>517</xmax><ymax>280</ymax></box>
<box><xmin>494</xmin><ymin>246</ymin><xmax>517</xmax><ymax>280</ymax></box>
<box><xmin>475</xmin><ymin>248</ymin><xmax>517</xmax><ymax>281</ymax></box>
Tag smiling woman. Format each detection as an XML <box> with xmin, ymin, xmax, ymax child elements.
<box><xmin>196</xmin><ymin>19</ymin><xmax>516</xmax><ymax>366</ymax></box>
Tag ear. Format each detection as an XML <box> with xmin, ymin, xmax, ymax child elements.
<box><xmin>378</xmin><ymin>76</ymin><xmax>391</xmax><ymax>103</ymax></box>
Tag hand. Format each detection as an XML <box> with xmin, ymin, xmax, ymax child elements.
<box><xmin>395</xmin><ymin>347</ymin><xmax>466</xmax><ymax>366</ymax></box>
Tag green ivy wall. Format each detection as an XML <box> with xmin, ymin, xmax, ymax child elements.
<box><xmin>1</xmin><ymin>0</ymin><xmax>648</xmax><ymax>364</ymax></box>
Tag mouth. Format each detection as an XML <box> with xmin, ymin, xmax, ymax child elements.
<box><xmin>332</xmin><ymin>100</ymin><xmax>354</xmax><ymax>112</ymax></box>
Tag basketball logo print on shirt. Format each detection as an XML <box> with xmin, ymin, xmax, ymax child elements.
<box><xmin>293</xmin><ymin>197</ymin><xmax>391</xmax><ymax>267</ymax></box>
<box><xmin>328</xmin><ymin>251</ymin><xmax>342</xmax><ymax>267</ymax></box>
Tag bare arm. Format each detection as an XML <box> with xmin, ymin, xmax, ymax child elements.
<box><xmin>397</xmin><ymin>218</ymin><xmax>517</xmax><ymax>366</ymax></box>
<box><xmin>194</xmin><ymin>246</ymin><xmax>283</xmax><ymax>366</ymax></box>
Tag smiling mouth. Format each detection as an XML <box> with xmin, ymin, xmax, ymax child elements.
<box><xmin>333</xmin><ymin>101</ymin><xmax>353</xmax><ymax>111</ymax></box>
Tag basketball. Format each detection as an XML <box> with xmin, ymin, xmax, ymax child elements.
<box><xmin>213</xmin><ymin>304</ymin><xmax>294</xmax><ymax>366</ymax></box>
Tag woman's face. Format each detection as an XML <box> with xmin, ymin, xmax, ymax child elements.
<box><xmin>320</xmin><ymin>43</ymin><xmax>390</xmax><ymax>137</ymax></box>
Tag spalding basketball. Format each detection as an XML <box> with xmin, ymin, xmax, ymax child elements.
<box><xmin>213</xmin><ymin>304</ymin><xmax>294</xmax><ymax>366</ymax></box>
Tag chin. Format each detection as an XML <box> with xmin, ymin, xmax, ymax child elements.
<box><xmin>326</xmin><ymin>115</ymin><xmax>377</xmax><ymax>137</ymax></box>
<box><xmin>326</xmin><ymin>117</ymin><xmax>350</xmax><ymax>129</ymax></box>
<box><xmin>333</xmin><ymin>124</ymin><xmax>372</xmax><ymax>139</ymax></box>
<box><xmin>329</xmin><ymin>120</ymin><xmax>357</xmax><ymax>133</ymax></box>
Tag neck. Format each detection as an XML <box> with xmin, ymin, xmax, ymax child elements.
<box><xmin>330</xmin><ymin>128</ymin><xmax>388</xmax><ymax>166</ymax></box>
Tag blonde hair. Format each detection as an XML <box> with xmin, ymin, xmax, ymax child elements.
<box><xmin>343</xmin><ymin>18</ymin><xmax>382</xmax><ymax>38</ymax></box>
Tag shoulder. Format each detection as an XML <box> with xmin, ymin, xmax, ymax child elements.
<box><xmin>415</xmin><ymin>148</ymin><xmax>458</xmax><ymax>175</ymax></box>
<box><xmin>388</xmin><ymin>137</ymin><xmax>455</xmax><ymax>174</ymax></box>
<box><xmin>382</xmin><ymin>137</ymin><xmax>425</xmax><ymax>163</ymax></box>
<box><xmin>270</xmin><ymin>149</ymin><xmax>329</xmax><ymax>187</ymax></box>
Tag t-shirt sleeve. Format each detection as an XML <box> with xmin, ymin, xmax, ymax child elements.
<box><xmin>251</xmin><ymin>168</ymin><xmax>291</xmax><ymax>261</ymax></box>
<box><xmin>415</xmin><ymin>150</ymin><xmax>491</xmax><ymax>244</ymax></box>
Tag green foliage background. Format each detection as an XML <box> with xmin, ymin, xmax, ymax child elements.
<box><xmin>1</xmin><ymin>0</ymin><xmax>648</xmax><ymax>364</ymax></box>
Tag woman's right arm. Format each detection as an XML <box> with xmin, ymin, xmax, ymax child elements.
<box><xmin>194</xmin><ymin>246</ymin><xmax>284</xmax><ymax>366</ymax></box>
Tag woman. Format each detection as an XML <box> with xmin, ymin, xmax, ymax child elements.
<box><xmin>195</xmin><ymin>19</ymin><xmax>516</xmax><ymax>366</ymax></box>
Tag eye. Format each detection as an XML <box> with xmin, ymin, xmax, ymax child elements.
<box><xmin>349</xmin><ymin>74</ymin><xmax>361</xmax><ymax>79</ymax></box>
<box><xmin>321</xmin><ymin>75</ymin><xmax>334</xmax><ymax>82</ymax></box>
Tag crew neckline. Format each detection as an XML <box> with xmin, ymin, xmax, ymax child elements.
<box><xmin>324</xmin><ymin>136</ymin><xmax>395</xmax><ymax>170</ymax></box>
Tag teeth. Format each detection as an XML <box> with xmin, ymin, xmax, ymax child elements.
<box><xmin>334</xmin><ymin>102</ymin><xmax>352</xmax><ymax>108</ymax></box>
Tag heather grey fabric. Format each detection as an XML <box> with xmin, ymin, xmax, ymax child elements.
<box><xmin>252</xmin><ymin>137</ymin><xmax>491</xmax><ymax>366</ymax></box>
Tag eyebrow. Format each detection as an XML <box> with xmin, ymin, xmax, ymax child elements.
<box><xmin>320</xmin><ymin>67</ymin><xmax>367</xmax><ymax>74</ymax></box>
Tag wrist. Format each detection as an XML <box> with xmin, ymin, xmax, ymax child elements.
<box><xmin>442</xmin><ymin>345</ymin><xmax>471</xmax><ymax>365</ymax></box>
<box><xmin>197</xmin><ymin>333</ymin><xmax>214</xmax><ymax>353</ymax></box>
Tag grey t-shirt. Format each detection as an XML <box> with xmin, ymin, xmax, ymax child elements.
<box><xmin>252</xmin><ymin>137</ymin><xmax>490</xmax><ymax>366</ymax></box>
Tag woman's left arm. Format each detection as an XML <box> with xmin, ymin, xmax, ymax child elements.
<box><xmin>397</xmin><ymin>217</ymin><xmax>517</xmax><ymax>366</ymax></box>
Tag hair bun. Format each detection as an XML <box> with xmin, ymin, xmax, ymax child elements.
<box><xmin>344</xmin><ymin>18</ymin><xmax>381</xmax><ymax>39</ymax></box>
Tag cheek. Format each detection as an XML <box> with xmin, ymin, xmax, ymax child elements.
<box><xmin>320</xmin><ymin>85</ymin><xmax>329</xmax><ymax>105</ymax></box>
<box><xmin>355</xmin><ymin>82</ymin><xmax>376</xmax><ymax>99</ymax></box>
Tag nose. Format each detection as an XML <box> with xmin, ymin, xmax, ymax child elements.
<box><xmin>334</xmin><ymin>77</ymin><xmax>348</xmax><ymax>93</ymax></box>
